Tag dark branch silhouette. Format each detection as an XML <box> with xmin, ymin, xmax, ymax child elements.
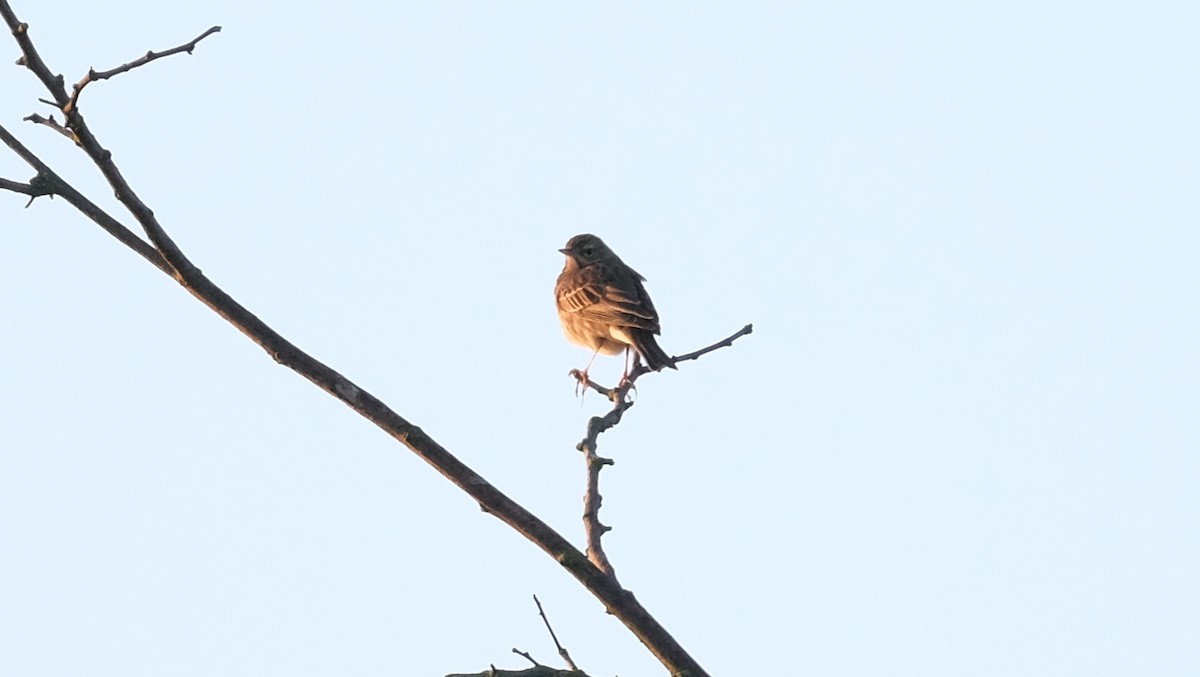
<box><xmin>64</xmin><ymin>25</ymin><xmax>221</xmax><ymax>114</ymax></box>
<box><xmin>0</xmin><ymin>4</ymin><xmax>752</xmax><ymax>676</ymax></box>
<box><xmin>447</xmin><ymin>669</ymin><xmax>586</xmax><ymax>677</ymax></box>
<box><xmin>511</xmin><ymin>648</ymin><xmax>542</xmax><ymax>668</ymax></box>
<box><xmin>533</xmin><ymin>594</ymin><xmax>579</xmax><ymax>672</ymax></box>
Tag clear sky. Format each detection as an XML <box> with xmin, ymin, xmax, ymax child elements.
<box><xmin>2</xmin><ymin>2</ymin><xmax>1197</xmax><ymax>676</ymax></box>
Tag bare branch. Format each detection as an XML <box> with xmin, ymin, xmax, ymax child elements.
<box><xmin>578</xmin><ymin>415</ymin><xmax>619</xmax><ymax>576</ymax></box>
<box><xmin>571</xmin><ymin>324</ymin><xmax>753</xmax><ymax>579</ymax></box>
<box><xmin>22</xmin><ymin>112</ymin><xmax>76</xmax><ymax>142</ymax></box>
<box><xmin>64</xmin><ymin>25</ymin><xmax>222</xmax><ymax>114</ymax></box>
<box><xmin>0</xmin><ymin>172</ymin><xmax>53</xmax><ymax>207</ymax></box>
<box><xmin>1</xmin><ymin>8</ymin><xmax>68</xmax><ymax>109</ymax></box>
<box><xmin>533</xmin><ymin>595</ymin><xmax>579</xmax><ymax>672</ymax></box>
<box><xmin>573</xmin><ymin>362</ymin><xmax>649</xmax><ymax>576</ymax></box>
<box><xmin>2</xmin><ymin>5</ymin><xmax>205</xmax><ymax>284</ymax></box>
<box><xmin>511</xmin><ymin>648</ymin><xmax>541</xmax><ymax>668</ymax></box>
<box><xmin>570</xmin><ymin>323</ymin><xmax>753</xmax><ymax>396</ymax></box>
<box><xmin>0</xmin><ymin>123</ymin><xmax>171</xmax><ymax>274</ymax></box>
<box><xmin>447</xmin><ymin>668</ymin><xmax>586</xmax><ymax>677</ymax></box>
<box><xmin>0</xmin><ymin>176</ymin><xmax>35</xmax><ymax>195</ymax></box>
<box><xmin>674</xmin><ymin>323</ymin><xmax>755</xmax><ymax>365</ymax></box>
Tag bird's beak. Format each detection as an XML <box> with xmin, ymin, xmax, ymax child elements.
<box><xmin>558</xmin><ymin>248</ymin><xmax>570</xmax><ymax>255</ymax></box>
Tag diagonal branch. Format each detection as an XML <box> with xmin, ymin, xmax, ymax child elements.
<box><xmin>0</xmin><ymin>123</ymin><xmax>171</xmax><ymax>273</ymax></box>
<box><xmin>21</xmin><ymin>112</ymin><xmax>75</xmax><ymax>142</ymax></box>
<box><xmin>533</xmin><ymin>594</ymin><xmax>579</xmax><ymax>672</ymax></box>
<box><xmin>1</xmin><ymin>115</ymin><xmax>712</xmax><ymax>677</ymax></box>
<box><xmin>673</xmin><ymin>323</ymin><xmax>754</xmax><ymax>365</ymax></box>
<box><xmin>64</xmin><ymin>25</ymin><xmax>222</xmax><ymax>114</ymax></box>
<box><xmin>1</xmin><ymin>7</ymin><xmax>68</xmax><ymax>109</ymax></box>
<box><xmin>2</xmin><ymin>8</ymin><xmax>201</xmax><ymax>285</ymax></box>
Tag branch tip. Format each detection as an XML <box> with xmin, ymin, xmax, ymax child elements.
<box><xmin>532</xmin><ymin>595</ymin><xmax>580</xmax><ymax>672</ymax></box>
<box><xmin>62</xmin><ymin>24</ymin><xmax>223</xmax><ymax>113</ymax></box>
<box><xmin>511</xmin><ymin>648</ymin><xmax>540</xmax><ymax>668</ymax></box>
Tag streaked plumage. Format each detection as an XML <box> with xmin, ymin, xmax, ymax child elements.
<box><xmin>555</xmin><ymin>234</ymin><xmax>676</xmax><ymax>375</ymax></box>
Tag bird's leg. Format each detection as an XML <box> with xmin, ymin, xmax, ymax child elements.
<box><xmin>574</xmin><ymin>347</ymin><xmax>602</xmax><ymax>397</ymax></box>
<box><xmin>613</xmin><ymin>350</ymin><xmax>640</xmax><ymax>402</ymax></box>
<box><xmin>619</xmin><ymin>349</ymin><xmax>642</xmax><ymax>388</ymax></box>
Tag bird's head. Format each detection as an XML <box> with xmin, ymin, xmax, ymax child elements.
<box><xmin>559</xmin><ymin>233</ymin><xmax>613</xmax><ymax>266</ymax></box>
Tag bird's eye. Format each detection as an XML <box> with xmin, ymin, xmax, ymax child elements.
<box><xmin>582</xmin><ymin>246</ymin><xmax>594</xmax><ymax>256</ymax></box>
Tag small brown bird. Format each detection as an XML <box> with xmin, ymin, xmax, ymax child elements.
<box><xmin>555</xmin><ymin>234</ymin><xmax>676</xmax><ymax>382</ymax></box>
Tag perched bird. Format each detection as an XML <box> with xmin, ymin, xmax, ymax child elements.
<box><xmin>555</xmin><ymin>233</ymin><xmax>676</xmax><ymax>383</ymax></box>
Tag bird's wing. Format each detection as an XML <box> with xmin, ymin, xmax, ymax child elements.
<box><xmin>557</xmin><ymin>264</ymin><xmax>661</xmax><ymax>332</ymax></box>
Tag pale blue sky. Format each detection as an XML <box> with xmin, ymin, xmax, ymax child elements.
<box><xmin>2</xmin><ymin>2</ymin><xmax>1197</xmax><ymax>676</ymax></box>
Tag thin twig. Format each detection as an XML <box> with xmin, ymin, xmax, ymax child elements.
<box><xmin>511</xmin><ymin>648</ymin><xmax>540</xmax><ymax>667</ymax></box>
<box><xmin>447</xmin><ymin>669</ymin><xmax>586</xmax><ymax>677</ymax></box>
<box><xmin>569</xmin><ymin>323</ymin><xmax>752</xmax><ymax>396</ymax></box>
<box><xmin>532</xmin><ymin>595</ymin><xmax>579</xmax><ymax>671</ymax></box>
<box><xmin>673</xmin><ymin>323</ymin><xmax>754</xmax><ymax>365</ymax></box>
<box><xmin>65</xmin><ymin>25</ymin><xmax>221</xmax><ymax>114</ymax></box>
<box><xmin>21</xmin><ymin>112</ymin><xmax>77</xmax><ymax>142</ymax></box>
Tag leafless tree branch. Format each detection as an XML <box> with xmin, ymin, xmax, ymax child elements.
<box><xmin>447</xmin><ymin>668</ymin><xmax>586</xmax><ymax>677</ymax></box>
<box><xmin>0</xmin><ymin>173</ymin><xmax>49</xmax><ymax>207</ymax></box>
<box><xmin>0</xmin><ymin>176</ymin><xmax>32</xmax><ymax>194</ymax></box>
<box><xmin>570</xmin><ymin>324</ymin><xmax>753</xmax><ymax>579</ymax></box>
<box><xmin>0</xmin><ymin>125</ymin><xmax>171</xmax><ymax>273</ymax></box>
<box><xmin>511</xmin><ymin>648</ymin><xmax>541</xmax><ymax>667</ymax></box>
<box><xmin>64</xmin><ymin>25</ymin><xmax>222</xmax><ymax>114</ymax></box>
<box><xmin>578</xmin><ymin>414</ymin><xmax>619</xmax><ymax>576</ymax></box>
<box><xmin>533</xmin><ymin>595</ymin><xmax>579</xmax><ymax>672</ymax></box>
<box><xmin>21</xmin><ymin>112</ymin><xmax>75</xmax><ymax>141</ymax></box>
<box><xmin>674</xmin><ymin>323</ymin><xmax>755</xmax><ymax>364</ymax></box>
<box><xmin>0</xmin><ymin>4</ymin><xmax>720</xmax><ymax>676</ymax></box>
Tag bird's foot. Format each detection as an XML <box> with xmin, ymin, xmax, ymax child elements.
<box><xmin>614</xmin><ymin>374</ymin><xmax>638</xmax><ymax>402</ymax></box>
<box><xmin>569</xmin><ymin>368</ymin><xmax>590</xmax><ymax>398</ymax></box>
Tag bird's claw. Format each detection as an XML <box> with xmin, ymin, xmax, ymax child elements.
<box><xmin>570</xmin><ymin>369</ymin><xmax>590</xmax><ymax>398</ymax></box>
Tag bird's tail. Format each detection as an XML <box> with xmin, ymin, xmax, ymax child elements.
<box><xmin>634</xmin><ymin>331</ymin><xmax>677</xmax><ymax>371</ymax></box>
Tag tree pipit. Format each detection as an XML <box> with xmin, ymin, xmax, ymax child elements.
<box><xmin>555</xmin><ymin>234</ymin><xmax>676</xmax><ymax>390</ymax></box>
